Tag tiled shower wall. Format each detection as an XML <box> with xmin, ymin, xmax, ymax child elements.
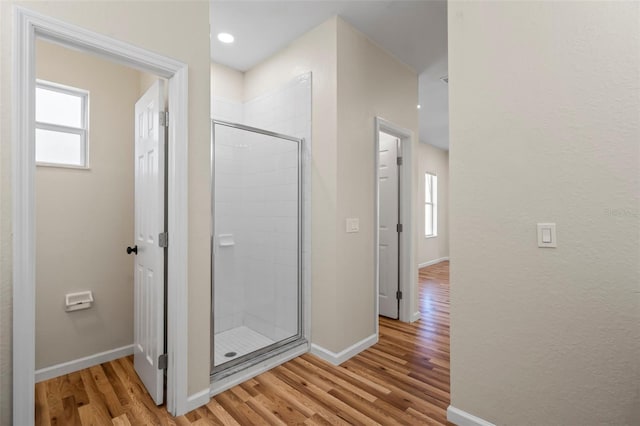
<box><xmin>211</xmin><ymin>126</ymin><xmax>245</xmax><ymax>334</ymax></box>
<box><xmin>213</xmin><ymin>73</ymin><xmax>311</xmax><ymax>343</ymax></box>
<box><xmin>211</xmin><ymin>97</ymin><xmax>242</xmax><ymax>123</ymax></box>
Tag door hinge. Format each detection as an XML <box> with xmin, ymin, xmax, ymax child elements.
<box><xmin>159</xmin><ymin>111</ymin><xmax>169</xmax><ymax>127</ymax></box>
<box><xmin>397</xmin><ymin>156</ymin><xmax>403</xmax><ymax>166</ymax></box>
<box><xmin>158</xmin><ymin>353</ymin><xmax>168</xmax><ymax>370</ymax></box>
<box><xmin>396</xmin><ymin>223</ymin><xmax>403</xmax><ymax>233</ymax></box>
<box><xmin>159</xmin><ymin>232</ymin><xmax>168</xmax><ymax>248</ymax></box>
<box><xmin>396</xmin><ymin>291</ymin><xmax>403</xmax><ymax>300</ymax></box>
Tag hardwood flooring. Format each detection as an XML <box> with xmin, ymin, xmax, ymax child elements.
<box><xmin>35</xmin><ymin>261</ymin><xmax>451</xmax><ymax>425</ymax></box>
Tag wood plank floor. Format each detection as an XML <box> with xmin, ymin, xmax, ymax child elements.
<box><xmin>35</xmin><ymin>261</ymin><xmax>451</xmax><ymax>425</ymax></box>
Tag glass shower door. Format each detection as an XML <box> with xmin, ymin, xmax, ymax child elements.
<box><xmin>211</xmin><ymin>120</ymin><xmax>302</xmax><ymax>375</ymax></box>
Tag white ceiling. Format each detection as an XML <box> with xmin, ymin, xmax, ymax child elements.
<box><xmin>210</xmin><ymin>0</ymin><xmax>449</xmax><ymax>150</ymax></box>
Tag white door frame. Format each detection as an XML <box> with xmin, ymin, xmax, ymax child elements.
<box><xmin>374</xmin><ymin>117</ymin><xmax>418</xmax><ymax>334</ymax></box>
<box><xmin>12</xmin><ymin>7</ymin><xmax>190</xmax><ymax>423</ymax></box>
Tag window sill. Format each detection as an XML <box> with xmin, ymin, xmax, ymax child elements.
<box><xmin>425</xmin><ymin>234</ymin><xmax>438</xmax><ymax>239</ymax></box>
<box><xmin>36</xmin><ymin>162</ymin><xmax>90</xmax><ymax>170</ymax></box>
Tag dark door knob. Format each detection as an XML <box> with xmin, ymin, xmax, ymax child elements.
<box><xmin>126</xmin><ymin>245</ymin><xmax>138</xmax><ymax>255</ymax></box>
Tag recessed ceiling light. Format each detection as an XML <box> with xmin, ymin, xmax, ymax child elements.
<box><xmin>417</xmin><ymin>104</ymin><xmax>421</xmax><ymax>109</ymax></box>
<box><xmin>217</xmin><ymin>33</ymin><xmax>235</xmax><ymax>44</ymax></box>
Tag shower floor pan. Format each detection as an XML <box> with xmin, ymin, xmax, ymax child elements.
<box><xmin>213</xmin><ymin>326</ymin><xmax>275</xmax><ymax>367</ymax></box>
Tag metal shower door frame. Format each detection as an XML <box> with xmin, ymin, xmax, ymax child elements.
<box><xmin>210</xmin><ymin>119</ymin><xmax>305</xmax><ymax>378</ymax></box>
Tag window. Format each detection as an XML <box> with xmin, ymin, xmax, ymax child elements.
<box><xmin>35</xmin><ymin>80</ymin><xmax>89</xmax><ymax>167</ymax></box>
<box><xmin>425</xmin><ymin>172</ymin><xmax>438</xmax><ymax>237</ymax></box>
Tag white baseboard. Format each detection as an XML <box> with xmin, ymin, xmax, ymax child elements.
<box><xmin>447</xmin><ymin>406</ymin><xmax>495</xmax><ymax>426</ymax></box>
<box><xmin>418</xmin><ymin>256</ymin><xmax>449</xmax><ymax>269</ymax></box>
<box><xmin>310</xmin><ymin>333</ymin><xmax>378</xmax><ymax>366</ymax></box>
<box><xmin>187</xmin><ymin>388</ymin><xmax>211</xmax><ymax>412</ymax></box>
<box><xmin>35</xmin><ymin>344</ymin><xmax>134</xmax><ymax>383</ymax></box>
<box><xmin>411</xmin><ymin>311</ymin><xmax>421</xmax><ymax>322</ymax></box>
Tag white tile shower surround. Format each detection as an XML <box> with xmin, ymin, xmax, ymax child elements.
<box><xmin>211</xmin><ymin>97</ymin><xmax>242</xmax><ymax>123</ymax></box>
<box><xmin>213</xmin><ymin>129</ymin><xmax>299</xmax><ymax>339</ymax></box>
<box><xmin>212</xmin><ymin>73</ymin><xmax>311</xmax><ymax>344</ymax></box>
<box><xmin>213</xmin><ymin>326</ymin><xmax>275</xmax><ymax>367</ymax></box>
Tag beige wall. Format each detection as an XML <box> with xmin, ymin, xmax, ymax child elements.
<box><xmin>417</xmin><ymin>143</ymin><xmax>449</xmax><ymax>265</ymax></box>
<box><xmin>243</xmin><ymin>17</ymin><xmax>340</xmax><ymax>352</ymax></box>
<box><xmin>242</xmin><ymin>17</ymin><xmax>418</xmax><ymax>353</ymax></box>
<box><xmin>449</xmin><ymin>2</ymin><xmax>640</xmax><ymax>425</ymax></box>
<box><xmin>211</xmin><ymin>62</ymin><xmax>244</xmax><ymax>103</ymax></box>
<box><xmin>0</xmin><ymin>1</ymin><xmax>211</xmax><ymax>418</ymax></box>
<box><xmin>34</xmin><ymin>40</ymin><xmax>139</xmax><ymax>369</ymax></box>
<box><xmin>335</xmin><ymin>17</ymin><xmax>419</xmax><ymax>349</ymax></box>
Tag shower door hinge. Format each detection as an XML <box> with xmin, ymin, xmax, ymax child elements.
<box><xmin>396</xmin><ymin>223</ymin><xmax>403</xmax><ymax>233</ymax></box>
<box><xmin>159</xmin><ymin>111</ymin><xmax>169</xmax><ymax>128</ymax></box>
<box><xmin>396</xmin><ymin>291</ymin><xmax>403</xmax><ymax>300</ymax></box>
<box><xmin>158</xmin><ymin>353</ymin><xmax>168</xmax><ymax>370</ymax></box>
<box><xmin>159</xmin><ymin>232</ymin><xmax>168</xmax><ymax>248</ymax></box>
<box><xmin>397</xmin><ymin>156</ymin><xmax>403</xmax><ymax>166</ymax></box>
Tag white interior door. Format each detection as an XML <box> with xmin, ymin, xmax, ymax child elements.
<box><xmin>378</xmin><ymin>132</ymin><xmax>400</xmax><ymax>319</ymax></box>
<box><xmin>133</xmin><ymin>80</ymin><xmax>166</xmax><ymax>405</ymax></box>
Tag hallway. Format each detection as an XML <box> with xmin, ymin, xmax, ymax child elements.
<box><xmin>35</xmin><ymin>261</ymin><xmax>451</xmax><ymax>425</ymax></box>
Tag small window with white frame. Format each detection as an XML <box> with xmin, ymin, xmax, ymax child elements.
<box><xmin>425</xmin><ymin>172</ymin><xmax>438</xmax><ymax>237</ymax></box>
<box><xmin>35</xmin><ymin>80</ymin><xmax>89</xmax><ymax>168</ymax></box>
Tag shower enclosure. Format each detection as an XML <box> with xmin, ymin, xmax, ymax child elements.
<box><xmin>211</xmin><ymin>120</ymin><xmax>305</xmax><ymax>379</ymax></box>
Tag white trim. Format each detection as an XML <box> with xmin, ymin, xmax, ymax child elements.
<box><xmin>166</xmin><ymin>65</ymin><xmax>190</xmax><ymax>417</ymax></box>
<box><xmin>447</xmin><ymin>406</ymin><xmax>496</xmax><ymax>426</ymax></box>
<box><xmin>310</xmin><ymin>333</ymin><xmax>378</xmax><ymax>366</ymax></box>
<box><xmin>12</xmin><ymin>7</ymin><xmax>190</xmax><ymax>422</ymax></box>
<box><xmin>187</xmin><ymin>388</ymin><xmax>211</xmax><ymax>412</ymax></box>
<box><xmin>35</xmin><ymin>345</ymin><xmax>134</xmax><ymax>383</ymax></box>
<box><xmin>210</xmin><ymin>343</ymin><xmax>308</xmax><ymax>397</ymax></box>
<box><xmin>12</xmin><ymin>7</ymin><xmax>36</xmax><ymax>423</ymax></box>
<box><xmin>374</xmin><ymin>117</ymin><xmax>416</xmax><ymax>329</ymax></box>
<box><xmin>411</xmin><ymin>311</ymin><xmax>421</xmax><ymax>322</ymax></box>
<box><xmin>35</xmin><ymin>162</ymin><xmax>91</xmax><ymax>170</ymax></box>
<box><xmin>418</xmin><ymin>256</ymin><xmax>450</xmax><ymax>269</ymax></box>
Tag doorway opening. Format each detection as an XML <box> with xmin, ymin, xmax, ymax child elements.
<box><xmin>12</xmin><ymin>8</ymin><xmax>190</xmax><ymax>423</ymax></box>
<box><xmin>32</xmin><ymin>37</ymin><xmax>169</xmax><ymax>408</ymax></box>
<box><xmin>378</xmin><ymin>131</ymin><xmax>402</xmax><ymax>319</ymax></box>
<box><xmin>374</xmin><ymin>118</ymin><xmax>417</xmax><ymax>331</ymax></box>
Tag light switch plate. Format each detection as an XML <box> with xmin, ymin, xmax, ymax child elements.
<box><xmin>346</xmin><ymin>218</ymin><xmax>360</xmax><ymax>233</ymax></box>
<box><xmin>537</xmin><ymin>223</ymin><xmax>557</xmax><ymax>248</ymax></box>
